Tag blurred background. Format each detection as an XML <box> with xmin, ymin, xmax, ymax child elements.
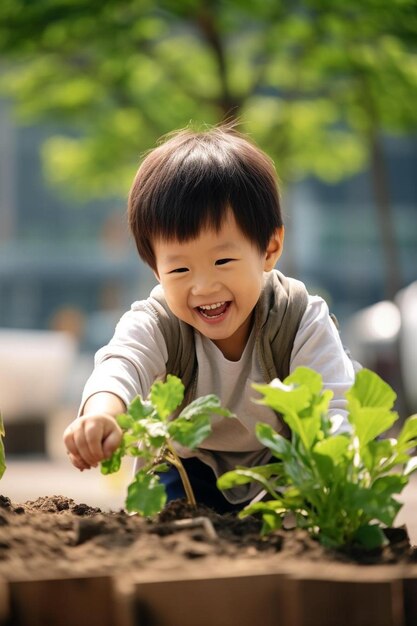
<box><xmin>0</xmin><ymin>1</ymin><xmax>416</xmax><ymax>516</ymax></box>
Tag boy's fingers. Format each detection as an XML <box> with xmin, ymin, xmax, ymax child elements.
<box><xmin>102</xmin><ymin>428</ymin><xmax>122</xmax><ymax>459</ymax></box>
<box><xmin>63</xmin><ymin>415</ymin><xmax>121</xmax><ymax>467</ymax></box>
<box><xmin>72</xmin><ymin>427</ymin><xmax>99</xmax><ymax>467</ymax></box>
<box><xmin>65</xmin><ymin>446</ymin><xmax>90</xmax><ymax>471</ymax></box>
<box><xmin>63</xmin><ymin>426</ymin><xmax>77</xmax><ymax>456</ymax></box>
<box><xmin>64</xmin><ymin>423</ymin><xmax>98</xmax><ymax>469</ymax></box>
<box><xmin>64</xmin><ymin>425</ymin><xmax>81</xmax><ymax>462</ymax></box>
<box><xmin>83</xmin><ymin>421</ymin><xmax>107</xmax><ymax>465</ymax></box>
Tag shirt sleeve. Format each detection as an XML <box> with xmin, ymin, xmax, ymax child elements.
<box><xmin>290</xmin><ymin>295</ymin><xmax>356</xmax><ymax>429</ymax></box>
<box><xmin>79</xmin><ymin>303</ymin><xmax>168</xmax><ymax>414</ymax></box>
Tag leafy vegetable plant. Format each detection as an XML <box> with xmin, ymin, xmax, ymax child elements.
<box><xmin>217</xmin><ymin>367</ymin><xmax>417</xmax><ymax>549</ymax></box>
<box><xmin>101</xmin><ymin>375</ymin><xmax>232</xmax><ymax>517</ymax></box>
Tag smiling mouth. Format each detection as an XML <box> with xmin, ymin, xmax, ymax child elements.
<box><xmin>196</xmin><ymin>301</ymin><xmax>230</xmax><ymax>319</ymax></box>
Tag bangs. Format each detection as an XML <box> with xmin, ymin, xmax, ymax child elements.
<box><xmin>143</xmin><ymin>162</ymin><xmax>233</xmax><ymax>244</ymax></box>
<box><xmin>128</xmin><ymin>127</ymin><xmax>282</xmax><ymax>269</ymax></box>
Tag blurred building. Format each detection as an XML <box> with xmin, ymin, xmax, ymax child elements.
<box><xmin>0</xmin><ymin>101</ymin><xmax>156</xmax><ymax>354</ymax></box>
<box><xmin>288</xmin><ymin>136</ymin><xmax>417</xmax><ymax>321</ymax></box>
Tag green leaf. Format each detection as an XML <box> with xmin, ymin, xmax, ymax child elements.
<box><xmin>127</xmin><ymin>447</ymin><xmax>148</xmax><ymax>458</ymax></box>
<box><xmin>252</xmin><ymin>380</ymin><xmax>312</xmax><ymax>416</ymax></box>
<box><xmin>150</xmin><ymin>375</ymin><xmax>184</xmax><ymax>419</ymax></box>
<box><xmin>284</xmin><ymin>367</ymin><xmax>323</xmax><ymax>396</ymax></box>
<box><xmin>100</xmin><ymin>446</ymin><xmax>124</xmax><ymax>475</ymax></box>
<box><xmin>346</xmin><ymin>371</ymin><xmax>399</xmax><ymax>447</ymax></box>
<box><xmin>371</xmin><ymin>474</ymin><xmax>408</xmax><ymax>497</ymax></box>
<box><xmin>117</xmin><ymin>413</ymin><xmax>135</xmax><ymax>430</ymax></box>
<box><xmin>217</xmin><ymin>463</ymin><xmax>283</xmax><ymax>490</ymax></box>
<box><xmin>349</xmin><ymin>406</ymin><xmax>398</xmax><ymax>448</ymax></box>
<box><xmin>244</xmin><ymin>462</ymin><xmax>284</xmax><ymax>480</ymax></box>
<box><xmin>254</xmin><ymin>369</ymin><xmax>327</xmax><ymax>450</ymax></box>
<box><xmin>362</xmin><ymin>438</ymin><xmax>395</xmax><ymax>472</ymax></box>
<box><xmin>313</xmin><ymin>435</ymin><xmax>350</xmax><ymax>480</ymax></box>
<box><xmin>397</xmin><ymin>415</ymin><xmax>417</xmax><ymax>449</ymax></box>
<box><xmin>168</xmin><ymin>414</ymin><xmax>212</xmax><ymax>449</ymax></box>
<box><xmin>152</xmin><ymin>462</ymin><xmax>170</xmax><ymax>473</ymax></box>
<box><xmin>319</xmin><ymin>533</ymin><xmax>342</xmax><ymax>549</ymax></box>
<box><xmin>343</xmin><ymin>483</ymin><xmax>402</xmax><ymax>527</ymax></box>
<box><xmin>123</xmin><ymin>433</ymin><xmax>142</xmax><ymax>448</ymax></box>
<box><xmin>239</xmin><ymin>500</ymin><xmax>285</xmax><ymax>534</ymax></box>
<box><xmin>306</xmin><ymin>389</ymin><xmax>334</xmax><ymax>422</ymax></box>
<box><xmin>352</xmin><ymin>524</ymin><xmax>388</xmax><ymax>550</ymax></box>
<box><xmin>255</xmin><ymin>422</ymin><xmax>292</xmax><ymax>460</ymax></box>
<box><xmin>346</xmin><ymin>369</ymin><xmax>397</xmax><ymax>411</ymax></box>
<box><xmin>141</xmin><ymin>418</ymin><xmax>168</xmax><ymax>445</ymax></box>
<box><xmin>128</xmin><ymin>396</ymin><xmax>153</xmax><ymax>421</ymax></box>
<box><xmin>125</xmin><ymin>471</ymin><xmax>167</xmax><ymax>516</ymax></box>
<box><xmin>217</xmin><ymin>469</ymin><xmax>252</xmax><ymax>489</ymax></box>
<box><xmin>313</xmin><ymin>435</ymin><xmax>350</xmax><ymax>463</ymax></box>
<box><xmin>284</xmin><ymin>412</ymin><xmax>321</xmax><ymax>451</ymax></box>
<box><xmin>179</xmin><ymin>394</ymin><xmax>233</xmax><ymax>420</ymax></box>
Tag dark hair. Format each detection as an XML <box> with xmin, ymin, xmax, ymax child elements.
<box><xmin>128</xmin><ymin>125</ymin><xmax>283</xmax><ymax>270</ymax></box>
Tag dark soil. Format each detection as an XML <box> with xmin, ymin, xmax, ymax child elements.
<box><xmin>0</xmin><ymin>494</ymin><xmax>416</xmax><ymax>583</ymax></box>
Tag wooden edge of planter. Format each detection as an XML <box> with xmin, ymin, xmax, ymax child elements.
<box><xmin>129</xmin><ymin>562</ymin><xmax>417</xmax><ymax>626</ymax></box>
<box><xmin>132</xmin><ymin>568</ymin><xmax>290</xmax><ymax>626</ymax></box>
<box><xmin>282</xmin><ymin>560</ymin><xmax>417</xmax><ymax>626</ymax></box>
<box><xmin>0</xmin><ymin>578</ymin><xmax>9</xmax><ymax>625</ymax></box>
<box><xmin>1</xmin><ymin>574</ymin><xmax>131</xmax><ymax>626</ymax></box>
<box><xmin>2</xmin><ymin>563</ymin><xmax>417</xmax><ymax>626</ymax></box>
<box><xmin>401</xmin><ymin>567</ymin><xmax>417</xmax><ymax>626</ymax></box>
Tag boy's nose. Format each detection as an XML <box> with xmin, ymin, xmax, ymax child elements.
<box><xmin>191</xmin><ymin>274</ymin><xmax>220</xmax><ymax>296</ymax></box>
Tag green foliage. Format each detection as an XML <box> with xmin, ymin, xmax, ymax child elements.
<box><xmin>0</xmin><ymin>414</ymin><xmax>5</xmax><ymax>480</ymax></box>
<box><xmin>101</xmin><ymin>374</ymin><xmax>233</xmax><ymax>517</ymax></box>
<box><xmin>217</xmin><ymin>367</ymin><xmax>417</xmax><ymax>550</ymax></box>
<box><xmin>0</xmin><ymin>1</ymin><xmax>416</xmax><ymax>196</ymax></box>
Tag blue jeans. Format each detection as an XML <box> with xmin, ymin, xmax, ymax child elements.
<box><xmin>159</xmin><ymin>456</ymin><xmax>246</xmax><ymax>514</ymax></box>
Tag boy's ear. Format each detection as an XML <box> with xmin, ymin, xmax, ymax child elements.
<box><xmin>264</xmin><ymin>226</ymin><xmax>284</xmax><ymax>271</ymax></box>
<box><xmin>153</xmin><ymin>269</ymin><xmax>161</xmax><ymax>283</ymax></box>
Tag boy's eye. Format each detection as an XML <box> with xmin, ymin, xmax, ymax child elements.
<box><xmin>169</xmin><ymin>267</ymin><xmax>188</xmax><ymax>274</ymax></box>
<box><xmin>215</xmin><ymin>258</ymin><xmax>235</xmax><ymax>266</ymax></box>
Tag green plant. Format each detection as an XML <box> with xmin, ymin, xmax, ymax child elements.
<box><xmin>217</xmin><ymin>367</ymin><xmax>417</xmax><ymax>549</ymax></box>
<box><xmin>101</xmin><ymin>375</ymin><xmax>232</xmax><ymax>516</ymax></box>
<box><xmin>0</xmin><ymin>413</ymin><xmax>5</xmax><ymax>479</ymax></box>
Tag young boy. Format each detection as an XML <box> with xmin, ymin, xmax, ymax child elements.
<box><xmin>64</xmin><ymin>126</ymin><xmax>356</xmax><ymax>512</ymax></box>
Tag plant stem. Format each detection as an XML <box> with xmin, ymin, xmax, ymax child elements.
<box><xmin>165</xmin><ymin>444</ymin><xmax>197</xmax><ymax>507</ymax></box>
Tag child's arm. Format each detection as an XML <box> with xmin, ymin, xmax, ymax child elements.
<box><xmin>63</xmin><ymin>392</ymin><xmax>125</xmax><ymax>471</ymax></box>
<box><xmin>64</xmin><ymin>302</ymin><xmax>168</xmax><ymax>470</ymax></box>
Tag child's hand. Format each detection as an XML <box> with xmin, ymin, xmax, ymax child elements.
<box><xmin>63</xmin><ymin>414</ymin><xmax>123</xmax><ymax>471</ymax></box>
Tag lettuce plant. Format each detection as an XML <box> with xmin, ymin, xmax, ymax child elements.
<box><xmin>217</xmin><ymin>367</ymin><xmax>417</xmax><ymax>549</ymax></box>
<box><xmin>101</xmin><ymin>375</ymin><xmax>232</xmax><ymax>516</ymax></box>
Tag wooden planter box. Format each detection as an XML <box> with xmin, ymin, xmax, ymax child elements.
<box><xmin>4</xmin><ymin>563</ymin><xmax>417</xmax><ymax>626</ymax></box>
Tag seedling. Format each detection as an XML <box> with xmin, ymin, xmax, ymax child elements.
<box><xmin>217</xmin><ymin>367</ymin><xmax>417</xmax><ymax>549</ymax></box>
<box><xmin>101</xmin><ymin>375</ymin><xmax>232</xmax><ymax>516</ymax></box>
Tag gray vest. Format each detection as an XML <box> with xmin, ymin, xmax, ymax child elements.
<box><xmin>143</xmin><ymin>270</ymin><xmax>309</xmax><ymax>404</ymax></box>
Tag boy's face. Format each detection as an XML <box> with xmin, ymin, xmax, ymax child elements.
<box><xmin>153</xmin><ymin>210</ymin><xmax>283</xmax><ymax>361</ymax></box>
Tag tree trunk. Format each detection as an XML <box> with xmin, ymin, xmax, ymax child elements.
<box><xmin>368</xmin><ymin>127</ymin><xmax>402</xmax><ymax>301</ymax></box>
